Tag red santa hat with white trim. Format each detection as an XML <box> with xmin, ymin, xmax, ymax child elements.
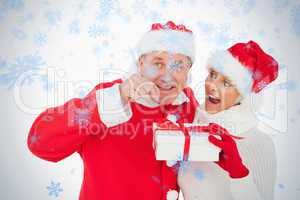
<box><xmin>136</xmin><ymin>21</ymin><xmax>195</xmax><ymax>62</ymax></box>
<box><xmin>207</xmin><ymin>40</ymin><xmax>279</xmax><ymax>97</ymax></box>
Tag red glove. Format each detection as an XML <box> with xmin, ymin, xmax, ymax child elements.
<box><xmin>208</xmin><ymin>124</ymin><xmax>249</xmax><ymax>179</ymax></box>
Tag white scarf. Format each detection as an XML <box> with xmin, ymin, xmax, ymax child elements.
<box><xmin>194</xmin><ymin>97</ymin><xmax>258</xmax><ymax>136</ymax></box>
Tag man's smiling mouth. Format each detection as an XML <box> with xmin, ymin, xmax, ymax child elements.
<box><xmin>156</xmin><ymin>84</ymin><xmax>176</xmax><ymax>91</ymax></box>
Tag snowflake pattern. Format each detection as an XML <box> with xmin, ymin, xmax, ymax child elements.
<box><xmin>71</xmin><ymin>108</ymin><xmax>91</xmax><ymax>127</ymax></box>
<box><xmin>46</xmin><ymin>181</ymin><xmax>63</xmax><ymax>197</ymax></box>
<box><xmin>167</xmin><ymin>114</ymin><xmax>178</xmax><ymax>123</ymax></box>
<box><xmin>29</xmin><ymin>134</ymin><xmax>39</xmax><ymax>146</ymax></box>
<box><xmin>11</xmin><ymin>28</ymin><xmax>27</xmax><ymax>40</ymax></box>
<box><xmin>0</xmin><ymin>0</ymin><xmax>25</xmax><ymax>19</ymax></box>
<box><xmin>197</xmin><ymin>21</ymin><xmax>214</xmax><ymax>34</ymax></box>
<box><xmin>0</xmin><ymin>53</ymin><xmax>47</xmax><ymax>88</ymax></box>
<box><xmin>272</xmin><ymin>0</ymin><xmax>290</xmax><ymax>11</ymax></box>
<box><xmin>0</xmin><ymin>1</ymin><xmax>298</xmax><ymax>199</ymax></box>
<box><xmin>278</xmin><ymin>80</ymin><xmax>297</xmax><ymax>91</ymax></box>
<box><xmin>224</xmin><ymin>0</ymin><xmax>256</xmax><ymax>16</ymax></box>
<box><xmin>291</xmin><ymin>5</ymin><xmax>300</xmax><ymax>37</ymax></box>
<box><xmin>34</xmin><ymin>32</ymin><xmax>47</xmax><ymax>47</ymax></box>
<box><xmin>193</xmin><ymin>169</ymin><xmax>205</xmax><ymax>181</ymax></box>
<box><xmin>68</xmin><ymin>19</ymin><xmax>80</xmax><ymax>34</ymax></box>
<box><xmin>197</xmin><ymin>22</ymin><xmax>237</xmax><ymax>49</ymax></box>
<box><xmin>75</xmin><ymin>86</ymin><xmax>90</xmax><ymax>98</ymax></box>
<box><xmin>96</xmin><ymin>0</ymin><xmax>116</xmax><ymax>22</ymax></box>
<box><xmin>88</xmin><ymin>24</ymin><xmax>109</xmax><ymax>38</ymax></box>
<box><xmin>44</xmin><ymin>10</ymin><xmax>62</xmax><ymax>26</ymax></box>
<box><xmin>1</xmin><ymin>0</ymin><xmax>24</xmax><ymax>10</ymax></box>
<box><xmin>16</xmin><ymin>12</ymin><xmax>34</xmax><ymax>25</ymax></box>
<box><xmin>132</xmin><ymin>0</ymin><xmax>148</xmax><ymax>15</ymax></box>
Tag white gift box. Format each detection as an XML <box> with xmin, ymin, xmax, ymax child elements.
<box><xmin>153</xmin><ymin>123</ymin><xmax>221</xmax><ymax>162</ymax></box>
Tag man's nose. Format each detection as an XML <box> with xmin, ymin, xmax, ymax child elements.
<box><xmin>160</xmin><ymin>73</ymin><xmax>173</xmax><ymax>83</ymax></box>
<box><xmin>158</xmin><ymin>67</ymin><xmax>174</xmax><ymax>82</ymax></box>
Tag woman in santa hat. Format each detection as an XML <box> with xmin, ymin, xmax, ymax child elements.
<box><xmin>178</xmin><ymin>40</ymin><xmax>278</xmax><ymax>200</ymax></box>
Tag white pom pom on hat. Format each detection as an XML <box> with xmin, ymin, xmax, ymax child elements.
<box><xmin>166</xmin><ymin>189</ymin><xmax>179</xmax><ymax>200</ymax></box>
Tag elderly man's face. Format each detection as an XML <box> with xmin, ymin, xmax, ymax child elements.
<box><xmin>138</xmin><ymin>51</ymin><xmax>192</xmax><ymax>105</ymax></box>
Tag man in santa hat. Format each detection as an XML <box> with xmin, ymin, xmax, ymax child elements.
<box><xmin>27</xmin><ymin>21</ymin><xmax>200</xmax><ymax>200</ymax></box>
<box><xmin>178</xmin><ymin>41</ymin><xmax>278</xmax><ymax>200</ymax></box>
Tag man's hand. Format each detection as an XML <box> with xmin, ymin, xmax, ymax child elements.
<box><xmin>119</xmin><ymin>73</ymin><xmax>160</xmax><ymax>106</ymax></box>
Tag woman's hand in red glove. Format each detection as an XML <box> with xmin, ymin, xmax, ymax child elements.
<box><xmin>208</xmin><ymin>128</ymin><xmax>249</xmax><ymax>179</ymax></box>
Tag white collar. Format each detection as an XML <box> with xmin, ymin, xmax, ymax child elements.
<box><xmin>194</xmin><ymin>97</ymin><xmax>258</xmax><ymax>136</ymax></box>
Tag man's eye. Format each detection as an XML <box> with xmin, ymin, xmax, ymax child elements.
<box><xmin>224</xmin><ymin>81</ymin><xmax>232</xmax><ymax>87</ymax></box>
<box><xmin>170</xmin><ymin>61</ymin><xmax>183</xmax><ymax>70</ymax></box>
<box><xmin>155</xmin><ymin>63</ymin><xmax>163</xmax><ymax>68</ymax></box>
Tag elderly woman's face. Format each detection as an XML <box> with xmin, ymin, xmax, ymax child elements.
<box><xmin>205</xmin><ymin>67</ymin><xmax>241</xmax><ymax>114</ymax></box>
<box><xmin>138</xmin><ymin>51</ymin><xmax>192</xmax><ymax>105</ymax></box>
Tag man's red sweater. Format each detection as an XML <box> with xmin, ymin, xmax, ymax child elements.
<box><xmin>27</xmin><ymin>79</ymin><xmax>198</xmax><ymax>200</ymax></box>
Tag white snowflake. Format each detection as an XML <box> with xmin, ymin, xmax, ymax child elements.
<box><xmin>0</xmin><ymin>53</ymin><xmax>47</xmax><ymax>88</ymax></box>
<box><xmin>11</xmin><ymin>28</ymin><xmax>27</xmax><ymax>40</ymax></box>
<box><xmin>96</xmin><ymin>0</ymin><xmax>116</xmax><ymax>22</ymax></box>
<box><xmin>272</xmin><ymin>0</ymin><xmax>290</xmax><ymax>11</ymax></box>
<box><xmin>68</xmin><ymin>19</ymin><xmax>80</xmax><ymax>34</ymax></box>
<box><xmin>76</xmin><ymin>86</ymin><xmax>90</xmax><ymax>98</ymax></box>
<box><xmin>0</xmin><ymin>0</ymin><xmax>25</xmax><ymax>19</ymax></box>
<box><xmin>44</xmin><ymin>10</ymin><xmax>62</xmax><ymax>26</ymax></box>
<box><xmin>148</xmin><ymin>10</ymin><xmax>162</xmax><ymax>22</ymax></box>
<box><xmin>160</xmin><ymin>0</ymin><xmax>169</xmax><ymax>7</ymax></box>
<box><xmin>291</xmin><ymin>5</ymin><xmax>300</xmax><ymax>37</ymax></box>
<box><xmin>224</xmin><ymin>0</ymin><xmax>256</xmax><ymax>16</ymax></box>
<box><xmin>197</xmin><ymin>21</ymin><xmax>214</xmax><ymax>34</ymax></box>
<box><xmin>34</xmin><ymin>32</ymin><xmax>47</xmax><ymax>47</ymax></box>
<box><xmin>278</xmin><ymin>81</ymin><xmax>297</xmax><ymax>91</ymax></box>
<box><xmin>167</xmin><ymin>114</ymin><xmax>178</xmax><ymax>123</ymax></box>
<box><xmin>72</xmin><ymin>108</ymin><xmax>91</xmax><ymax>127</ymax></box>
<box><xmin>88</xmin><ymin>24</ymin><xmax>108</xmax><ymax>38</ymax></box>
<box><xmin>29</xmin><ymin>134</ymin><xmax>39</xmax><ymax>146</ymax></box>
<box><xmin>1</xmin><ymin>0</ymin><xmax>24</xmax><ymax>10</ymax></box>
<box><xmin>193</xmin><ymin>169</ymin><xmax>205</xmax><ymax>181</ymax></box>
<box><xmin>46</xmin><ymin>181</ymin><xmax>63</xmax><ymax>197</ymax></box>
<box><xmin>199</xmin><ymin>23</ymin><xmax>236</xmax><ymax>49</ymax></box>
<box><xmin>132</xmin><ymin>0</ymin><xmax>148</xmax><ymax>15</ymax></box>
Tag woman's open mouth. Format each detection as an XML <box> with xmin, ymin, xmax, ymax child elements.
<box><xmin>207</xmin><ymin>95</ymin><xmax>221</xmax><ymax>104</ymax></box>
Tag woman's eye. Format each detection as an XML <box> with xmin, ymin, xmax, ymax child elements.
<box><xmin>210</xmin><ymin>72</ymin><xmax>217</xmax><ymax>79</ymax></box>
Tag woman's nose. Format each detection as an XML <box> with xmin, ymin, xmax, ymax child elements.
<box><xmin>206</xmin><ymin>80</ymin><xmax>218</xmax><ymax>92</ymax></box>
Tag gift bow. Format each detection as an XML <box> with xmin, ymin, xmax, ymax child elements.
<box><xmin>155</xmin><ymin>120</ymin><xmax>243</xmax><ymax>161</ymax></box>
